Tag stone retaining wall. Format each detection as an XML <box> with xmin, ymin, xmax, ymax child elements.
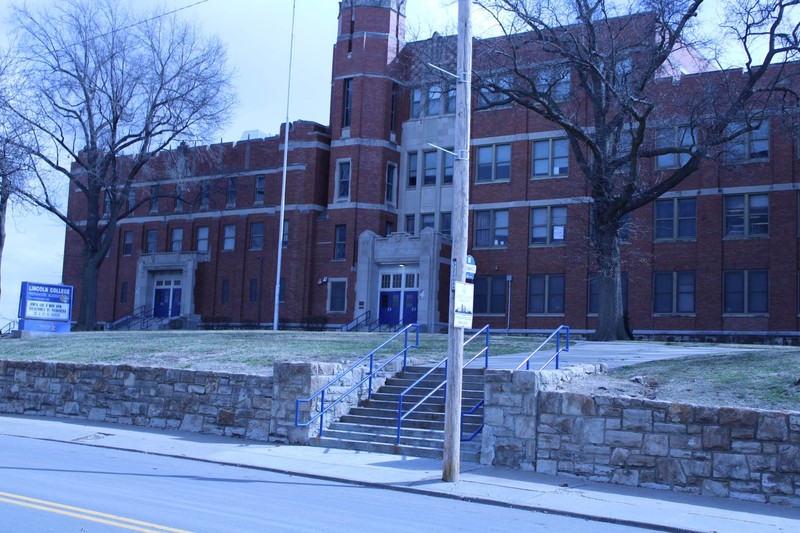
<box><xmin>482</xmin><ymin>366</ymin><xmax>800</xmax><ymax>506</ymax></box>
<box><xmin>0</xmin><ymin>359</ymin><xmax>398</xmax><ymax>445</ymax></box>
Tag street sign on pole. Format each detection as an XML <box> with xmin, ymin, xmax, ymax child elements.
<box><xmin>465</xmin><ymin>255</ymin><xmax>476</xmax><ymax>280</ymax></box>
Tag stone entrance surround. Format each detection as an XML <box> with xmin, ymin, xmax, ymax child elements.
<box><xmin>2</xmin><ymin>359</ymin><xmax>799</xmax><ymax>506</ymax></box>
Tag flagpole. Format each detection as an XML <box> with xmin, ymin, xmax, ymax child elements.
<box><xmin>273</xmin><ymin>0</ymin><xmax>296</xmax><ymax>331</ymax></box>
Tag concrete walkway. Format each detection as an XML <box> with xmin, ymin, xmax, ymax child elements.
<box><xmin>2</xmin><ymin>414</ymin><xmax>799</xmax><ymax>532</ymax></box>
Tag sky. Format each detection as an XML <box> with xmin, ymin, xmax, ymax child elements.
<box><xmin>0</xmin><ymin>0</ymin><xmax>465</xmax><ymax>323</ymax></box>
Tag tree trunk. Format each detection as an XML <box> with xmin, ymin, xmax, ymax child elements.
<box><xmin>75</xmin><ymin>250</ymin><xmax>102</xmax><ymax>331</ymax></box>
<box><xmin>593</xmin><ymin>223</ymin><xmax>631</xmax><ymax>341</ymax></box>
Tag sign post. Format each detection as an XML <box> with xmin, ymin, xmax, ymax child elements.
<box><xmin>17</xmin><ymin>282</ymin><xmax>74</xmax><ymax>334</ymax></box>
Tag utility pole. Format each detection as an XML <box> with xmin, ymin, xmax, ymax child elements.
<box><xmin>443</xmin><ymin>0</ymin><xmax>472</xmax><ymax>483</ymax></box>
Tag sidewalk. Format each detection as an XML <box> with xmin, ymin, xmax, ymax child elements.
<box><xmin>2</xmin><ymin>415</ymin><xmax>800</xmax><ymax>532</ymax></box>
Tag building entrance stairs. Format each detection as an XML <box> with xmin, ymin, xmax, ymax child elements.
<box><xmin>313</xmin><ymin>365</ymin><xmax>485</xmax><ymax>462</ymax></box>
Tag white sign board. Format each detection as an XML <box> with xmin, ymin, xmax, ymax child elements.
<box><xmin>453</xmin><ymin>281</ymin><xmax>474</xmax><ymax>329</ymax></box>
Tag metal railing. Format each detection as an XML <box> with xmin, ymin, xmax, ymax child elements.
<box><xmin>108</xmin><ymin>306</ymin><xmax>147</xmax><ymax>330</ymax></box>
<box><xmin>341</xmin><ymin>310</ymin><xmax>371</xmax><ymax>332</ymax></box>
<box><xmin>0</xmin><ymin>320</ymin><xmax>17</xmax><ymax>336</ymax></box>
<box><xmin>295</xmin><ymin>324</ymin><xmax>420</xmax><ymax>437</ymax></box>
<box><xmin>515</xmin><ymin>325</ymin><xmax>570</xmax><ymax>371</ymax></box>
<box><xmin>395</xmin><ymin>325</ymin><xmax>490</xmax><ymax>444</ymax></box>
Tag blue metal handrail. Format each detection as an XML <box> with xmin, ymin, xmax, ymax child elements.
<box><xmin>295</xmin><ymin>324</ymin><xmax>420</xmax><ymax>436</ymax></box>
<box><xmin>341</xmin><ymin>310</ymin><xmax>371</xmax><ymax>332</ymax></box>
<box><xmin>395</xmin><ymin>325</ymin><xmax>490</xmax><ymax>444</ymax></box>
<box><xmin>515</xmin><ymin>325</ymin><xmax>570</xmax><ymax>371</ymax></box>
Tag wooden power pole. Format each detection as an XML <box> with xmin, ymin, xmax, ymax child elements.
<box><xmin>442</xmin><ymin>0</ymin><xmax>472</xmax><ymax>483</ymax></box>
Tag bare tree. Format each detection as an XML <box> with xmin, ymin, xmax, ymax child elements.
<box><xmin>4</xmin><ymin>0</ymin><xmax>235</xmax><ymax>330</ymax></box>
<box><xmin>471</xmin><ymin>0</ymin><xmax>800</xmax><ymax>340</ymax></box>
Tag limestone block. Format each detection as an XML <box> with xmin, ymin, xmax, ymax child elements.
<box><xmin>713</xmin><ymin>453</ymin><xmax>750</xmax><ymax>480</ymax></box>
<box><xmin>514</xmin><ymin>417</ymin><xmax>537</xmax><ymax>439</ymax></box>
<box><xmin>622</xmin><ymin>409</ymin><xmax>653</xmax><ymax>431</ymax></box>
<box><xmin>693</xmin><ymin>406</ymin><xmax>718</xmax><ymax>424</ymax></box>
<box><xmin>561</xmin><ymin>393</ymin><xmax>596</xmax><ymax>416</ymax></box>
<box><xmin>536</xmin><ymin>459</ymin><xmax>558</xmax><ymax>475</ymax></box>
<box><xmin>757</xmin><ymin>413</ymin><xmax>789</xmax><ymax>442</ymax></box>
<box><xmin>610</xmin><ymin>469</ymin><xmax>639</xmax><ymax>486</ymax></box>
<box><xmin>669</xmin><ymin>434</ymin><xmax>701</xmax><ymax>450</ymax></box>
<box><xmin>538</xmin><ymin>391</ymin><xmax>561</xmax><ymax>414</ymax></box>
<box><xmin>604</xmin><ymin>430</ymin><xmax>643</xmax><ymax>448</ymax></box>
<box><xmin>777</xmin><ymin>444</ymin><xmax>800</xmax><ymax>473</ymax></box>
<box><xmin>666</xmin><ymin>403</ymin><xmax>693</xmax><ymax>424</ymax></box>
<box><xmin>180</xmin><ymin>414</ymin><xmax>205</xmax><ymax>432</ymax></box>
<box><xmin>573</xmin><ymin>417</ymin><xmax>605</xmax><ymax>445</ymax></box>
<box><xmin>719</xmin><ymin>407</ymin><xmax>759</xmax><ymax>427</ymax></box>
<box><xmin>702</xmin><ymin>426</ymin><xmax>731</xmax><ymax>451</ymax></box>
<box><xmin>642</xmin><ymin>434</ymin><xmax>669</xmax><ymax>456</ymax></box>
<box><xmin>702</xmin><ymin>479</ymin><xmax>730</xmax><ymax>498</ymax></box>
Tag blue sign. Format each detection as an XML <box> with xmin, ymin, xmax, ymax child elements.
<box><xmin>465</xmin><ymin>255</ymin><xmax>477</xmax><ymax>280</ymax></box>
<box><xmin>18</xmin><ymin>282</ymin><xmax>74</xmax><ymax>334</ymax></box>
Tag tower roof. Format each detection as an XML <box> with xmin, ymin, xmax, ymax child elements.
<box><xmin>339</xmin><ymin>0</ymin><xmax>406</xmax><ymax>15</ymax></box>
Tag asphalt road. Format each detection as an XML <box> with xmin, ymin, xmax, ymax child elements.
<box><xmin>0</xmin><ymin>434</ymin><xmax>652</xmax><ymax>532</ymax></box>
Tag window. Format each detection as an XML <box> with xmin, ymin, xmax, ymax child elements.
<box><xmin>474</xmin><ymin>275</ymin><xmax>507</xmax><ymax>314</ymax></box>
<box><xmin>423</xmin><ymin>151</ymin><xmax>437</xmax><ymax>186</ymax></box>
<box><xmin>145</xmin><ymin>229</ymin><xmax>158</xmax><ymax>253</ymax></box>
<box><xmin>199</xmin><ymin>181</ymin><xmax>209</xmax><ymax>210</ymax></box>
<box><xmin>532</xmin><ymin>138</ymin><xmax>568</xmax><ymax>177</ymax></box>
<box><xmin>255</xmin><ymin>175</ymin><xmax>265</xmax><ymax>204</ymax></box>
<box><xmin>535</xmin><ymin>66</ymin><xmax>570</xmax><ymax>100</ymax></box>
<box><xmin>282</xmin><ymin>220</ymin><xmax>289</xmax><ymax>246</ymax></box>
<box><xmin>476</xmin><ymin>144</ymin><xmax>511</xmax><ymax>182</ymax></box>
<box><xmin>724</xmin><ymin>194</ymin><xmax>768</xmax><ymax>237</ymax></box>
<box><xmin>385</xmin><ymin>163</ymin><xmax>397</xmax><ymax>205</ymax></box>
<box><xmin>474</xmin><ymin>210</ymin><xmax>508</xmax><ymax>247</ymax></box>
<box><xmin>726</xmin><ymin>121</ymin><xmax>769</xmax><ymax>161</ymax></box>
<box><xmin>655</xmin><ymin>127</ymin><xmax>693</xmax><ymax>169</ymax></box>
<box><xmin>149</xmin><ymin>185</ymin><xmax>159</xmax><ymax>214</ymax></box>
<box><xmin>334</xmin><ymin>225</ymin><xmax>346</xmax><ymax>260</ymax></box>
<box><xmin>427</xmin><ymin>84</ymin><xmax>442</xmax><ymax>115</ymax></box>
<box><xmin>655</xmin><ymin>198</ymin><xmax>696</xmax><ymax>240</ymax></box>
<box><xmin>221</xmin><ymin>279</ymin><xmax>229</xmax><ymax>305</ymax></box>
<box><xmin>724</xmin><ymin>270</ymin><xmax>768</xmax><ymax>314</ymax></box>
<box><xmin>443</xmin><ymin>151</ymin><xmax>454</xmax><ymax>185</ymax></box>
<box><xmin>440</xmin><ymin>212</ymin><xmax>451</xmax><ymax>237</ymax></box>
<box><xmin>410</xmin><ymin>87</ymin><xmax>422</xmax><ymax>118</ymax></box>
<box><xmin>248</xmin><ymin>278</ymin><xmax>258</xmax><ymax>304</ymax></box>
<box><xmin>342</xmin><ymin>78</ymin><xmax>353</xmax><ymax>128</ymax></box>
<box><xmin>170</xmin><ymin>228</ymin><xmax>183</xmax><ymax>252</ymax></box>
<box><xmin>174</xmin><ymin>183</ymin><xmax>183</xmax><ymax>212</ymax></box>
<box><xmin>445</xmin><ymin>85</ymin><xmax>456</xmax><ymax>114</ymax></box>
<box><xmin>279</xmin><ymin>277</ymin><xmax>286</xmax><ymax>303</ymax></box>
<box><xmin>122</xmin><ymin>231</ymin><xmax>133</xmax><ymax>256</ymax></box>
<box><xmin>227</xmin><ymin>177</ymin><xmax>237</xmax><ymax>207</ymax></box>
<box><xmin>337</xmin><ymin>161</ymin><xmax>351</xmax><ymax>200</ymax></box>
<box><xmin>196</xmin><ymin>226</ymin><xmax>209</xmax><ymax>253</ymax></box>
<box><xmin>478</xmin><ymin>75</ymin><xmax>511</xmax><ymax>107</ymax></box>
<box><xmin>385</xmin><ymin>221</ymin><xmax>393</xmax><ymax>236</ymax></box>
<box><xmin>528</xmin><ymin>274</ymin><xmax>565</xmax><ymax>314</ymax></box>
<box><xmin>653</xmin><ymin>272</ymin><xmax>695</xmax><ymax>314</ymax></box>
<box><xmin>530</xmin><ymin>206</ymin><xmax>567</xmax><ymax>245</ymax></box>
<box><xmin>250</xmin><ymin>222</ymin><xmax>264</xmax><ymax>251</ymax></box>
<box><xmin>587</xmin><ymin>273</ymin><xmax>629</xmax><ymax>314</ymax></box>
<box><xmin>405</xmin><ymin>214</ymin><xmax>415</xmax><ymax>235</ymax></box>
<box><xmin>407</xmin><ymin>152</ymin><xmax>418</xmax><ymax>188</ymax></box>
<box><xmin>328</xmin><ymin>280</ymin><xmax>347</xmax><ymax>313</ymax></box>
<box><xmin>120</xmin><ymin>281</ymin><xmax>128</xmax><ymax>305</ymax></box>
<box><xmin>222</xmin><ymin>224</ymin><xmax>236</xmax><ymax>251</ymax></box>
<box><xmin>127</xmin><ymin>189</ymin><xmax>136</xmax><ymax>212</ymax></box>
<box><xmin>421</xmin><ymin>213</ymin><xmax>434</xmax><ymax>230</ymax></box>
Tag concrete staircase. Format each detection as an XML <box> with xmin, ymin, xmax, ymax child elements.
<box><xmin>315</xmin><ymin>365</ymin><xmax>485</xmax><ymax>462</ymax></box>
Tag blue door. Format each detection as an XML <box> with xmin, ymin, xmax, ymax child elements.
<box><xmin>154</xmin><ymin>288</ymin><xmax>170</xmax><ymax>318</ymax></box>
<box><xmin>402</xmin><ymin>291</ymin><xmax>418</xmax><ymax>324</ymax></box>
<box><xmin>379</xmin><ymin>291</ymin><xmax>401</xmax><ymax>325</ymax></box>
<box><xmin>170</xmin><ymin>288</ymin><xmax>182</xmax><ymax>317</ymax></box>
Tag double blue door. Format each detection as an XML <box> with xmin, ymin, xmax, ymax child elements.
<box><xmin>379</xmin><ymin>291</ymin><xmax>417</xmax><ymax>326</ymax></box>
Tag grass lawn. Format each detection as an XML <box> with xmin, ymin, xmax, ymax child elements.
<box><xmin>0</xmin><ymin>329</ymin><xmax>545</xmax><ymax>375</ymax></box>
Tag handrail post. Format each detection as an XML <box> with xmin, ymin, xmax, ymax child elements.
<box><xmin>484</xmin><ymin>325</ymin><xmax>490</xmax><ymax>368</ymax></box>
<box><xmin>396</xmin><ymin>396</ymin><xmax>403</xmax><ymax>444</ymax></box>
<box><xmin>319</xmin><ymin>389</ymin><xmax>326</xmax><ymax>437</ymax></box>
<box><xmin>556</xmin><ymin>331</ymin><xmax>561</xmax><ymax>370</ymax></box>
<box><xmin>368</xmin><ymin>353</ymin><xmax>374</xmax><ymax>400</ymax></box>
<box><xmin>443</xmin><ymin>359</ymin><xmax>448</xmax><ymax>404</ymax></box>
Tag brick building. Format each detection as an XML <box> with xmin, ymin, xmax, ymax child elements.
<box><xmin>63</xmin><ymin>0</ymin><xmax>800</xmax><ymax>341</ymax></box>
